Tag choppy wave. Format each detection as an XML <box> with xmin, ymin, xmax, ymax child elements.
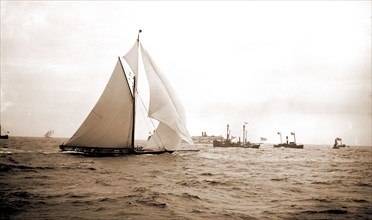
<box><xmin>0</xmin><ymin>137</ymin><xmax>371</xmax><ymax>219</ymax></box>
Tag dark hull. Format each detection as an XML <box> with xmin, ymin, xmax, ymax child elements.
<box><xmin>0</xmin><ymin>135</ymin><xmax>9</xmax><ymax>139</ymax></box>
<box><xmin>333</xmin><ymin>144</ymin><xmax>348</xmax><ymax>149</ymax></box>
<box><xmin>213</xmin><ymin>140</ymin><xmax>260</xmax><ymax>148</ymax></box>
<box><xmin>273</xmin><ymin>143</ymin><xmax>304</xmax><ymax>149</ymax></box>
<box><xmin>134</xmin><ymin>149</ymin><xmax>174</xmax><ymax>155</ymax></box>
<box><xmin>59</xmin><ymin>145</ymin><xmax>174</xmax><ymax>156</ymax></box>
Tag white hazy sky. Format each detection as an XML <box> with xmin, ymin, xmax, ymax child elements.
<box><xmin>1</xmin><ymin>1</ymin><xmax>371</xmax><ymax>146</ymax></box>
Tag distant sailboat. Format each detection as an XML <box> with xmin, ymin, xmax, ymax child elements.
<box><xmin>0</xmin><ymin>103</ymin><xmax>9</xmax><ymax>139</ymax></box>
<box><xmin>0</xmin><ymin>125</ymin><xmax>9</xmax><ymax>139</ymax></box>
<box><xmin>60</xmin><ymin>30</ymin><xmax>194</xmax><ymax>155</ymax></box>
<box><xmin>44</xmin><ymin>129</ymin><xmax>54</xmax><ymax>138</ymax></box>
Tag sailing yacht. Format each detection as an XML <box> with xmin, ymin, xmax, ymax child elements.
<box><xmin>0</xmin><ymin>125</ymin><xmax>9</xmax><ymax>139</ymax></box>
<box><xmin>60</xmin><ymin>30</ymin><xmax>194</xmax><ymax>155</ymax></box>
<box><xmin>0</xmin><ymin>102</ymin><xmax>9</xmax><ymax>139</ymax></box>
<box><xmin>44</xmin><ymin>129</ymin><xmax>54</xmax><ymax>138</ymax></box>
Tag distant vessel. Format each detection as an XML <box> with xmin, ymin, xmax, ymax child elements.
<box><xmin>0</xmin><ymin>125</ymin><xmax>9</xmax><ymax>139</ymax></box>
<box><xmin>0</xmin><ymin>108</ymin><xmax>9</xmax><ymax>139</ymax></box>
<box><xmin>192</xmin><ymin>132</ymin><xmax>223</xmax><ymax>144</ymax></box>
<box><xmin>60</xmin><ymin>30</ymin><xmax>194</xmax><ymax>155</ymax></box>
<box><xmin>213</xmin><ymin>124</ymin><xmax>260</xmax><ymax>148</ymax></box>
<box><xmin>273</xmin><ymin>132</ymin><xmax>304</xmax><ymax>148</ymax></box>
<box><xmin>333</xmin><ymin>138</ymin><xmax>348</xmax><ymax>149</ymax></box>
<box><xmin>44</xmin><ymin>129</ymin><xmax>54</xmax><ymax>138</ymax></box>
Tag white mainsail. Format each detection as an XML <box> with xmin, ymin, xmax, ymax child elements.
<box><xmin>65</xmin><ymin>60</ymin><xmax>134</xmax><ymax>148</ymax></box>
<box><xmin>64</xmin><ymin>35</ymin><xmax>193</xmax><ymax>152</ymax></box>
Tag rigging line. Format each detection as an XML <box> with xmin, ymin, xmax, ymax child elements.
<box><xmin>136</xmin><ymin>93</ymin><xmax>153</xmax><ymax>139</ymax></box>
<box><xmin>136</xmin><ymin>90</ymin><xmax>166</xmax><ymax>150</ymax></box>
<box><xmin>136</xmin><ymin>90</ymin><xmax>164</xmax><ymax>150</ymax></box>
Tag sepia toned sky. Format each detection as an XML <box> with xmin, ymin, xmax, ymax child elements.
<box><xmin>1</xmin><ymin>1</ymin><xmax>371</xmax><ymax>146</ymax></box>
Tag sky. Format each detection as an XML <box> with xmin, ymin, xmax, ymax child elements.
<box><xmin>1</xmin><ymin>1</ymin><xmax>371</xmax><ymax>146</ymax></box>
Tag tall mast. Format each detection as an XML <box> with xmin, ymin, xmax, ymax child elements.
<box><xmin>243</xmin><ymin>124</ymin><xmax>245</xmax><ymax>145</ymax></box>
<box><xmin>131</xmin><ymin>29</ymin><xmax>142</xmax><ymax>148</ymax></box>
<box><xmin>131</xmin><ymin>77</ymin><xmax>136</xmax><ymax>148</ymax></box>
<box><xmin>137</xmin><ymin>29</ymin><xmax>142</xmax><ymax>41</ymax></box>
<box><xmin>118</xmin><ymin>56</ymin><xmax>133</xmax><ymax>147</ymax></box>
<box><xmin>226</xmin><ymin>124</ymin><xmax>229</xmax><ymax>141</ymax></box>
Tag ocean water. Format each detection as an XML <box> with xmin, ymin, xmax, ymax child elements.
<box><xmin>0</xmin><ymin>137</ymin><xmax>371</xmax><ymax>219</ymax></box>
